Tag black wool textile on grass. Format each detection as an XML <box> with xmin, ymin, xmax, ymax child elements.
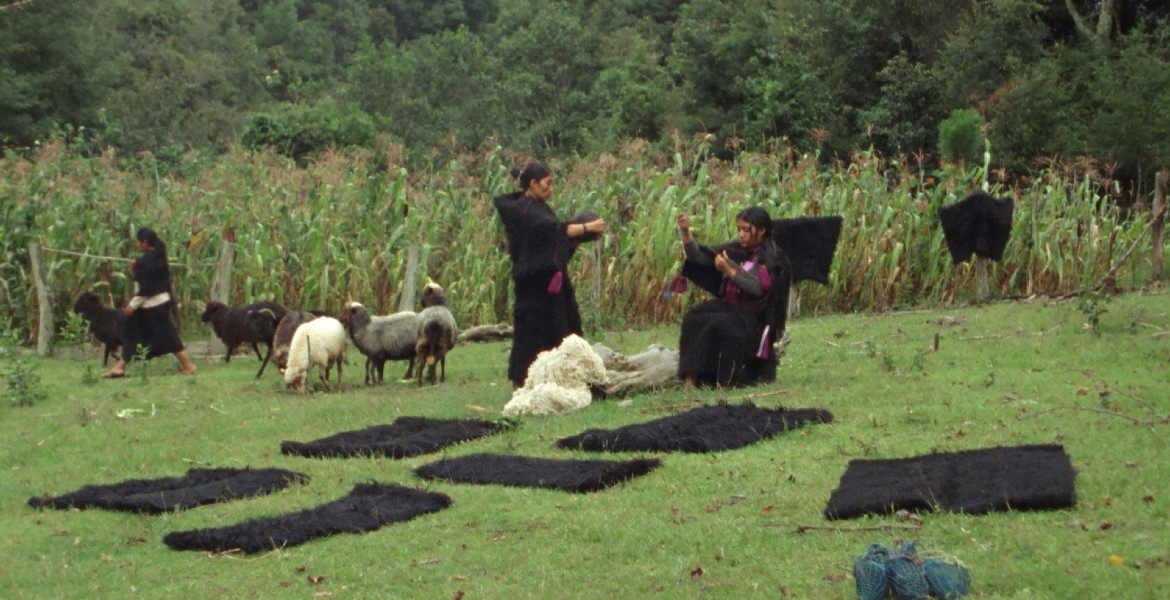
<box><xmin>27</xmin><ymin>468</ymin><xmax>307</xmax><ymax>514</ymax></box>
<box><xmin>937</xmin><ymin>190</ymin><xmax>1014</xmax><ymax>264</ymax></box>
<box><xmin>824</xmin><ymin>444</ymin><xmax>1076</xmax><ymax>520</ymax></box>
<box><xmin>556</xmin><ymin>403</ymin><xmax>833</xmax><ymax>453</ymax></box>
<box><xmin>280</xmin><ymin>416</ymin><xmax>504</xmax><ymax>459</ymax></box>
<box><xmin>163</xmin><ymin>483</ymin><xmax>451</xmax><ymax>554</ymax></box>
<box><xmin>415</xmin><ymin>453</ymin><xmax>661</xmax><ymax>493</ymax></box>
<box><xmin>771</xmin><ymin>216</ymin><xmax>844</xmax><ymax>284</ymax></box>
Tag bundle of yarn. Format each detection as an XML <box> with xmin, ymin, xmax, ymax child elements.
<box><xmin>853</xmin><ymin>540</ymin><xmax>971</xmax><ymax>600</ymax></box>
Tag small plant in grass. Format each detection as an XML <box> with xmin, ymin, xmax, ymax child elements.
<box><xmin>0</xmin><ymin>318</ymin><xmax>47</xmax><ymax>406</ymax></box>
<box><xmin>1080</xmin><ymin>291</ymin><xmax>1112</xmax><ymax>335</ymax></box>
<box><xmin>80</xmin><ymin>364</ymin><xmax>98</xmax><ymax>386</ymax></box>
<box><xmin>58</xmin><ymin>311</ymin><xmax>90</xmax><ymax>348</ymax></box>
<box><xmin>133</xmin><ymin>344</ymin><xmax>151</xmax><ymax>383</ymax></box>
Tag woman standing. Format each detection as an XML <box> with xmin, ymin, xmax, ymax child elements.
<box><xmin>493</xmin><ymin>162</ymin><xmax>605</xmax><ymax>387</ymax></box>
<box><xmin>676</xmin><ymin>206</ymin><xmax>790</xmax><ymax>388</ymax></box>
<box><xmin>101</xmin><ymin>227</ymin><xmax>197</xmax><ymax>378</ymax></box>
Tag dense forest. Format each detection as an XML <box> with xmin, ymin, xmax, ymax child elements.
<box><xmin>2</xmin><ymin>0</ymin><xmax>1169</xmax><ymax>192</ymax></box>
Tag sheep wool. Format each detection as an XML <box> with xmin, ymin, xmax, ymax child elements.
<box><xmin>284</xmin><ymin>317</ymin><xmax>347</xmax><ymax>391</ymax></box>
<box><xmin>502</xmin><ymin>335</ymin><xmax>607</xmax><ymax>417</ymax></box>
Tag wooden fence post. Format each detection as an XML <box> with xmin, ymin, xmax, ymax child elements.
<box><xmin>28</xmin><ymin>242</ymin><xmax>54</xmax><ymax>356</ymax></box>
<box><xmin>207</xmin><ymin>234</ymin><xmax>236</xmax><ymax>359</ymax></box>
<box><xmin>398</xmin><ymin>244</ymin><xmax>420</xmax><ymax>312</ymax></box>
<box><xmin>1153</xmin><ymin>171</ymin><xmax>1167</xmax><ymax>283</ymax></box>
<box><xmin>975</xmin><ymin>256</ymin><xmax>990</xmax><ymax>302</ymax></box>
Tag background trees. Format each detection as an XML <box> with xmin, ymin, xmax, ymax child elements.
<box><xmin>2</xmin><ymin>0</ymin><xmax>1168</xmax><ymax>193</ymax></box>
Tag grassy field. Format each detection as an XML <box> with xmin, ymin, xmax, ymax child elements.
<box><xmin>2</xmin><ymin>290</ymin><xmax>1169</xmax><ymax>599</ymax></box>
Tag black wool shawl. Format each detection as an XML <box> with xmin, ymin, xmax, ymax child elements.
<box><xmin>133</xmin><ymin>245</ymin><xmax>172</xmax><ymax>297</ymax></box>
<box><xmin>681</xmin><ymin>239</ymin><xmax>791</xmax><ymax>337</ymax></box>
<box><xmin>493</xmin><ymin>192</ymin><xmax>575</xmax><ymax>283</ymax></box>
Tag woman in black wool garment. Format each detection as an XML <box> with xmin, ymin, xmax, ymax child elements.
<box><xmin>102</xmin><ymin>227</ymin><xmax>197</xmax><ymax>378</ymax></box>
<box><xmin>676</xmin><ymin>206</ymin><xmax>791</xmax><ymax>388</ymax></box>
<box><xmin>493</xmin><ymin>162</ymin><xmax>606</xmax><ymax>388</ymax></box>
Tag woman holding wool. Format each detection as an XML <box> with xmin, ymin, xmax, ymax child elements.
<box><xmin>494</xmin><ymin>162</ymin><xmax>605</xmax><ymax>387</ymax></box>
<box><xmin>101</xmin><ymin>227</ymin><xmax>197</xmax><ymax>378</ymax></box>
<box><xmin>675</xmin><ymin>206</ymin><xmax>790</xmax><ymax>388</ymax></box>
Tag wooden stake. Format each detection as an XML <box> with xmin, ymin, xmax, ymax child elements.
<box><xmin>208</xmin><ymin>237</ymin><xmax>236</xmax><ymax>359</ymax></box>
<box><xmin>398</xmin><ymin>244</ymin><xmax>420</xmax><ymax>312</ymax></box>
<box><xmin>1152</xmin><ymin>171</ymin><xmax>1166</xmax><ymax>282</ymax></box>
<box><xmin>28</xmin><ymin>242</ymin><xmax>54</xmax><ymax>356</ymax></box>
<box><xmin>974</xmin><ymin>255</ymin><xmax>989</xmax><ymax>302</ymax></box>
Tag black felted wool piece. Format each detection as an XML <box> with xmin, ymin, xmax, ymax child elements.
<box><xmin>280</xmin><ymin>416</ymin><xmax>504</xmax><ymax>459</ymax></box>
<box><xmin>555</xmin><ymin>403</ymin><xmax>834</xmax><ymax>453</ymax></box>
<box><xmin>771</xmin><ymin>216</ymin><xmax>844</xmax><ymax>284</ymax></box>
<box><xmin>163</xmin><ymin>483</ymin><xmax>451</xmax><ymax>554</ymax></box>
<box><xmin>27</xmin><ymin>468</ymin><xmax>308</xmax><ymax>514</ymax></box>
<box><xmin>414</xmin><ymin>453</ymin><xmax>662</xmax><ymax>493</ymax></box>
<box><xmin>823</xmin><ymin>444</ymin><xmax>1077</xmax><ymax>520</ymax></box>
<box><xmin>937</xmin><ymin>190</ymin><xmax>1014</xmax><ymax>264</ymax></box>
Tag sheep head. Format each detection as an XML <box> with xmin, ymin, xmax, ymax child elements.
<box><xmin>421</xmin><ymin>282</ymin><xmax>447</xmax><ymax>308</ymax></box>
<box><xmin>73</xmin><ymin>292</ymin><xmax>103</xmax><ymax>316</ymax></box>
<box><xmin>339</xmin><ymin>302</ymin><xmax>371</xmax><ymax>334</ymax></box>
<box><xmin>201</xmin><ymin>301</ymin><xmax>229</xmax><ymax>323</ymax></box>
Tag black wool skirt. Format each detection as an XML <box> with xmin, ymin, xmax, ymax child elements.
<box><xmin>122</xmin><ymin>303</ymin><xmax>185</xmax><ymax>361</ymax></box>
<box><xmin>678</xmin><ymin>300</ymin><xmax>776</xmax><ymax>388</ymax></box>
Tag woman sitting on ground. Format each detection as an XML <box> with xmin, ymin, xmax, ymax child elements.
<box><xmin>676</xmin><ymin>206</ymin><xmax>790</xmax><ymax>388</ymax></box>
<box><xmin>102</xmin><ymin>227</ymin><xmax>196</xmax><ymax>378</ymax></box>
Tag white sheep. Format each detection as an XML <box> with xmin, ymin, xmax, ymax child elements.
<box><xmin>502</xmin><ymin>334</ymin><xmax>608</xmax><ymax>417</ymax></box>
<box><xmin>284</xmin><ymin>316</ymin><xmax>347</xmax><ymax>392</ymax></box>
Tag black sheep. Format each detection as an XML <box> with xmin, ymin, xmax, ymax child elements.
<box><xmin>72</xmin><ymin>292</ymin><xmax>125</xmax><ymax>366</ymax></box>
<box><xmin>201</xmin><ymin>300</ymin><xmax>288</xmax><ymax>364</ymax></box>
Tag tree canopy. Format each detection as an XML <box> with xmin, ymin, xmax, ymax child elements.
<box><xmin>2</xmin><ymin>0</ymin><xmax>1168</xmax><ymax>192</ymax></box>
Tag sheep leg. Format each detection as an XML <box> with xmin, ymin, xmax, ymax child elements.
<box><xmin>256</xmin><ymin>344</ymin><xmax>274</xmax><ymax>379</ymax></box>
<box><xmin>403</xmin><ymin>358</ymin><xmax>415</xmax><ymax>380</ymax></box>
<box><xmin>251</xmin><ymin>342</ymin><xmax>264</xmax><ymax>362</ymax></box>
<box><xmin>364</xmin><ymin>356</ymin><xmax>373</xmax><ymax>385</ymax></box>
<box><xmin>439</xmin><ymin>356</ymin><xmax>446</xmax><ymax>383</ymax></box>
<box><xmin>336</xmin><ymin>357</ymin><xmax>343</xmax><ymax>391</ymax></box>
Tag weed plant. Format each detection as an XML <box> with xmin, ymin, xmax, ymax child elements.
<box><xmin>2</xmin><ymin>291</ymin><xmax>1168</xmax><ymax>598</ymax></box>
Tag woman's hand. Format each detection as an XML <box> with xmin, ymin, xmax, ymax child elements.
<box><xmin>714</xmin><ymin>251</ymin><xmax>738</xmax><ymax>276</ymax></box>
<box><xmin>585</xmin><ymin>218</ymin><xmax>606</xmax><ymax>235</ymax></box>
<box><xmin>677</xmin><ymin>214</ymin><xmax>693</xmax><ymax>242</ymax></box>
<box><xmin>122</xmin><ymin>305</ymin><xmax>134</xmax><ymax>316</ymax></box>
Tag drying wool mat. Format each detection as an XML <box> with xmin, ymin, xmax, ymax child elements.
<box><xmin>824</xmin><ymin>444</ymin><xmax>1076</xmax><ymax>520</ymax></box>
<box><xmin>27</xmin><ymin>468</ymin><xmax>307</xmax><ymax>514</ymax></box>
<box><xmin>164</xmin><ymin>483</ymin><xmax>451</xmax><ymax>554</ymax></box>
<box><xmin>555</xmin><ymin>402</ymin><xmax>834</xmax><ymax>453</ymax></box>
<box><xmin>415</xmin><ymin>453</ymin><xmax>662</xmax><ymax>493</ymax></box>
<box><xmin>280</xmin><ymin>416</ymin><xmax>504</xmax><ymax>459</ymax></box>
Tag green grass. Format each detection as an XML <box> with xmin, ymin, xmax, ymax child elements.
<box><xmin>3</xmin><ymin>291</ymin><xmax>1169</xmax><ymax>598</ymax></box>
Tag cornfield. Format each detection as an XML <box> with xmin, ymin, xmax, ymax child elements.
<box><xmin>0</xmin><ymin>138</ymin><xmax>1159</xmax><ymax>345</ymax></box>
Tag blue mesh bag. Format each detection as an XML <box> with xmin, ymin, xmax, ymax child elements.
<box><xmin>853</xmin><ymin>543</ymin><xmax>892</xmax><ymax>600</ymax></box>
<box><xmin>923</xmin><ymin>559</ymin><xmax>971</xmax><ymax>599</ymax></box>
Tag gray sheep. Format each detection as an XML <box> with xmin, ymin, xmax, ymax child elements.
<box><xmin>339</xmin><ymin>302</ymin><xmax>420</xmax><ymax>385</ymax></box>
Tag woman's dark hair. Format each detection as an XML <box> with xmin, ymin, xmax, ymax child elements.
<box><xmin>510</xmin><ymin>162</ymin><xmax>552</xmax><ymax>191</ymax></box>
<box><xmin>736</xmin><ymin>206</ymin><xmax>773</xmax><ymax>236</ymax></box>
<box><xmin>136</xmin><ymin>227</ymin><xmax>165</xmax><ymax>252</ymax></box>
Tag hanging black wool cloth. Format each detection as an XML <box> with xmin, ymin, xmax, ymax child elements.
<box><xmin>937</xmin><ymin>190</ymin><xmax>1014</xmax><ymax>264</ymax></box>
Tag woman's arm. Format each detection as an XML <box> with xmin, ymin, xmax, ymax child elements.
<box><xmin>728</xmin><ymin>264</ymin><xmax>771</xmax><ymax>298</ymax></box>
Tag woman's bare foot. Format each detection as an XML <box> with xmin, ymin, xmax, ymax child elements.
<box><xmin>179</xmin><ymin>365</ymin><xmax>197</xmax><ymax>375</ymax></box>
<box><xmin>682</xmin><ymin>373</ymin><xmax>699</xmax><ymax>388</ymax></box>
